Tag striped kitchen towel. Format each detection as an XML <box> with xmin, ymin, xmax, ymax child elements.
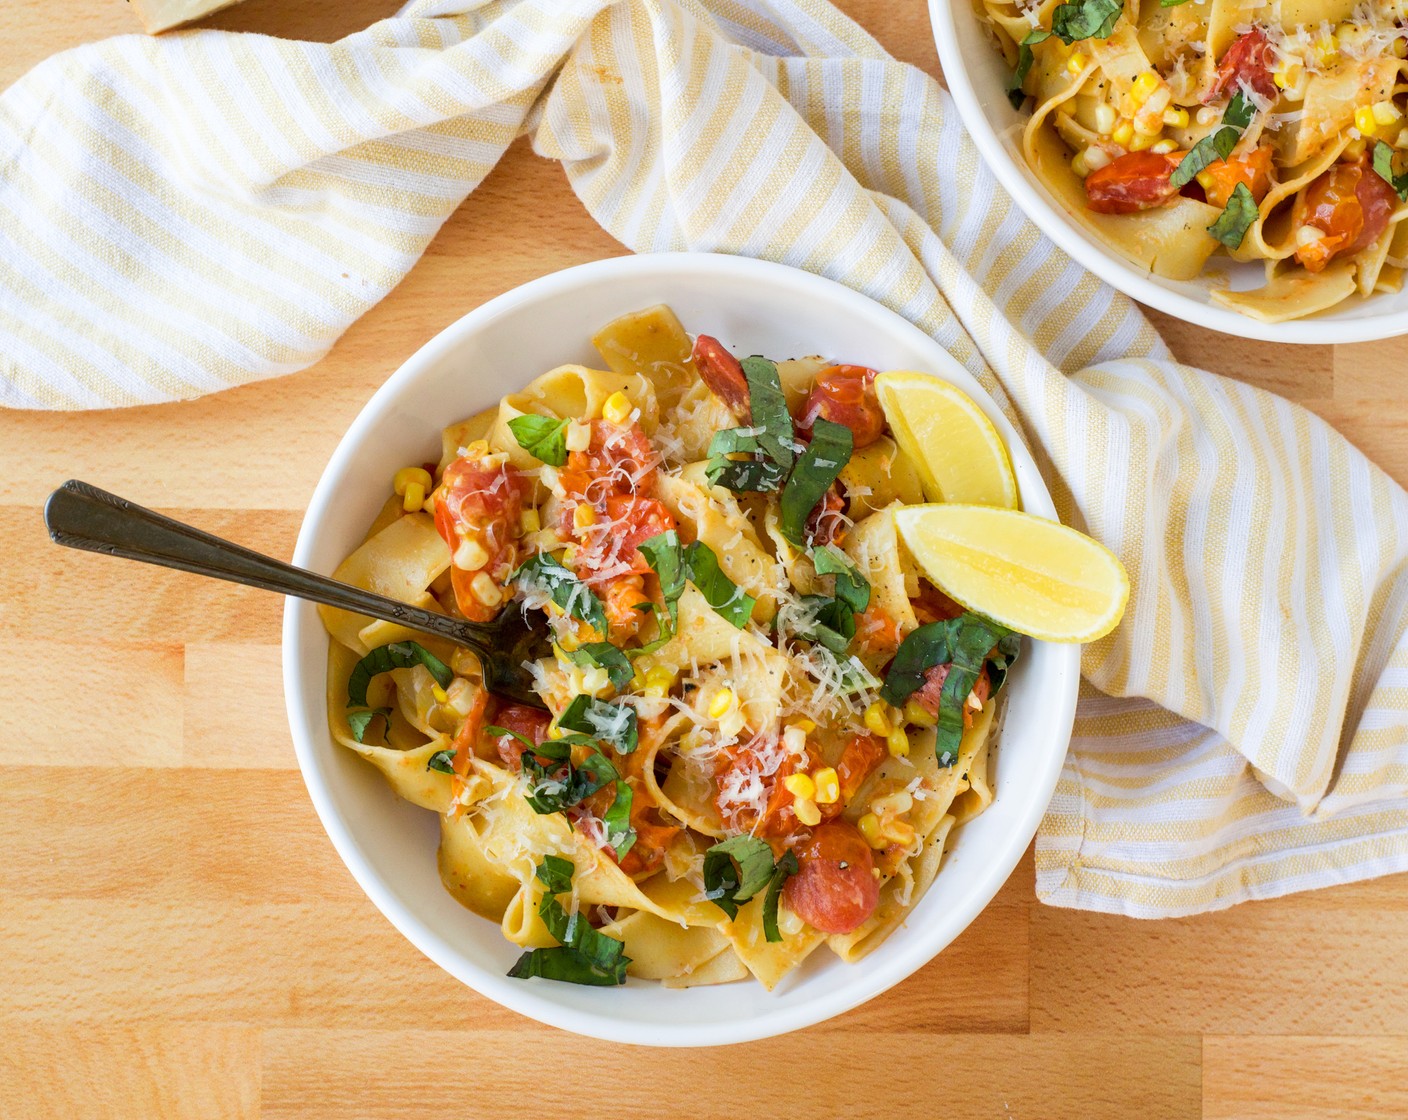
<box><xmin>2</xmin><ymin>0</ymin><xmax>1405</xmax><ymax>916</ymax></box>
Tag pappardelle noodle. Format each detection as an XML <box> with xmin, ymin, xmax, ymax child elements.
<box><xmin>989</xmin><ymin>0</ymin><xmax>1408</xmax><ymax>321</ymax></box>
<box><xmin>321</xmin><ymin>306</ymin><xmax>1021</xmax><ymax>990</ymax></box>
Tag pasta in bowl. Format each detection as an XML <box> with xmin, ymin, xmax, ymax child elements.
<box><xmin>285</xmin><ymin>253</ymin><xmax>1079</xmax><ymax>1043</ymax></box>
<box><xmin>930</xmin><ymin>0</ymin><xmax>1408</xmax><ymax>339</ymax></box>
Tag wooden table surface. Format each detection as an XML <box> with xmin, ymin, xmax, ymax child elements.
<box><xmin>3</xmin><ymin>2</ymin><xmax>1406</xmax><ymax>1117</ymax></box>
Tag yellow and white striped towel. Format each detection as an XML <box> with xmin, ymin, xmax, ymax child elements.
<box><xmin>2</xmin><ymin>0</ymin><xmax>1405</xmax><ymax>917</ymax></box>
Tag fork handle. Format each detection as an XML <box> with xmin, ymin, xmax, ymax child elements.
<box><xmin>44</xmin><ymin>480</ymin><xmax>491</xmax><ymax>653</ymax></box>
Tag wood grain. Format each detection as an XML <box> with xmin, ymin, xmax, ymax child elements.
<box><xmin>2</xmin><ymin>1</ymin><xmax>1406</xmax><ymax>1117</ymax></box>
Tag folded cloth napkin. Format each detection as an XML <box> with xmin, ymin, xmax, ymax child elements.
<box><xmin>3</xmin><ymin>0</ymin><xmax>1406</xmax><ymax>916</ymax></box>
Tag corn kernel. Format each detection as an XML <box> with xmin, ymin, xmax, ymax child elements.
<box><xmin>1094</xmin><ymin>103</ymin><xmax>1117</xmax><ymax>134</ymax></box>
<box><xmin>904</xmin><ymin>699</ymin><xmax>936</xmax><ymax>728</ymax></box>
<box><xmin>1132</xmin><ymin>71</ymin><xmax>1160</xmax><ymax>100</ymax></box>
<box><xmin>1394</xmin><ymin>37</ymin><xmax>1408</xmax><ymax>59</ymax></box>
<box><xmin>813</xmin><ymin>767</ymin><xmax>840</xmax><ymax>805</ymax></box>
<box><xmin>519</xmin><ymin>508</ymin><xmax>541</xmax><ymax>534</ymax></box>
<box><xmin>792</xmin><ymin>718</ymin><xmax>817</xmax><ymax>733</ymax></box>
<box><xmin>1162</xmin><ymin>107</ymin><xmax>1189</xmax><ymax>129</ymax></box>
<box><xmin>564</xmin><ymin>421</ymin><xmax>591</xmax><ymax>453</ymax></box>
<box><xmin>470</xmin><ymin>570</ymin><xmax>502</xmax><ymax>608</ymax></box>
<box><xmin>784</xmin><ymin>773</ymin><xmax>817</xmax><ymax>800</ymax></box>
<box><xmin>884</xmin><ymin>818</ymin><xmax>917</xmax><ymax>847</ymax></box>
<box><xmin>857</xmin><ymin>813</ymin><xmax>886</xmax><ymax>849</ymax></box>
<box><xmin>863</xmin><ymin>701</ymin><xmax>892</xmax><ymax>737</ymax></box>
<box><xmin>1111</xmin><ymin>120</ymin><xmax>1134</xmax><ymax>148</ymax></box>
<box><xmin>1397</xmin><ymin>127</ymin><xmax>1408</xmax><ymax>150</ymax></box>
<box><xmin>431</xmin><ymin>683</ymin><xmax>449</xmax><ymax>705</ymax></box>
<box><xmin>1072</xmin><ymin>150</ymin><xmax>1090</xmax><ymax>178</ymax></box>
<box><xmin>453</xmin><ymin>536</ymin><xmax>489</xmax><ymax>572</ymax></box>
<box><xmin>793</xmin><ymin>797</ymin><xmax>821</xmax><ymax>827</ymax></box>
<box><xmin>1066</xmin><ymin>51</ymin><xmax>1087</xmax><ymax>76</ymax></box>
<box><xmin>548</xmin><ymin>724</ymin><xmax>565</xmax><ymax>739</ymax></box>
<box><xmin>573</xmin><ymin>504</ymin><xmax>596</xmax><ymax>530</ymax></box>
<box><xmin>872</xmin><ymin>791</ymin><xmax>914</xmax><ymax>817</ymax></box>
<box><xmin>1296</xmin><ymin>224</ymin><xmax>1327</xmax><ymax>248</ymax></box>
<box><xmin>401</xmin><ymin>480</ymin><xmax>426</xmax><ymax>513</ymax></box>
<box><xmin>1083</xmin><ymin>146</ymin><xmax>1111</xmax><ymax>172</ymax></box>
<box><xmin>1314</xmin><ymin>34</ymin><xmax>1339</xmax><ymax>66</ymax></box>
<box><xmin>1356</xmin><ymin>106</ymin><xmax>1378</xmax><ymax>136</ymax></box>
<box><xmin>1151</xmin><ymin>139</ymin><xmax>1178</xmax><ymax>154</ymax></box>
<box><xmin>602</xmin><ymin>391</ymin><xmax>633</xmax><ymax>425</ymax></box>
<box><xmin>708</xmin><ymin>688</ymin><xmax>736</xmax><ymax>720</ymax></box>
<box><xmin>462</xmin><ymin>439</ymin><xmax>490</xmax><ymax>460</ymax></box>
<box><xmin>1129</xmin><ymin>131</ymin><xmax>1156</xmax><ymax>151</ymax></box>
<box><xmin>393</xmin><ymin>466</ymin><xmax>433</xmax><ymax>498</ymax></box>
<box><xmin>1344</xmin><ymin>136</ymin><xmax>1368</xmax><ymax>160</ymax></box>
<box><xmin>1133</xmin><ymin>114</ymin><xmax>1163</xmax><ymax>137</ymax></box>
<box><xmin>643</xmin><ymin>665</ymin><xmax>676</xmax><ymax>696</ymax></box>
<box><xmin>886</xmin><ymin>727</ymin><xmax>910</xmax><ymax>758</ymax></box>
<box><xmin>1196</xmin><ymin>106</ymin><xmax>1220</xmax><ymax>127</ymax></box>
<box><xmin>1372</xmin><ymin>100</ymin><xmax>1402</xmax><ymax>127</ymax></box>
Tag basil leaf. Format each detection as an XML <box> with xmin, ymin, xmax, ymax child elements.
<box><xmin>1373</xmin><ymin>141</ymin><xmax>1408</xmax><ymax>201</ymax></box>
<box><xmin>790</xmin><ymin>594</ymin><xmax>857</xmax><ymax>654</ymax></box>
<box><xmin>559</xmin><ymin>694</ymin><xmax>639</xmax><ymax>753</ymax></box>
<box><xmin>513</xmin><ymin>554</ymin><xmax>608</xmax><ymax>635</ymax></box>
<box><xmin>811</xmin><ymin>543</ymin><xmax>870</xmax><ymax>613</ymax></box>
<box><xmin>426</xmin><ymin>747</ymin><xmax>457</xmax><ymax>774</ymax></box>
<box><xmin>739</xmin><ymin>357</ymin><xmax>796</xmax><ymax>471</ymax></box>
<box><xmin>347</xmin><ymin>641</ymin><xmax>452</xmax><ymax>708</ymax></box>
<box><xmin>1170</xmin><ymin>91</ymin><xmax>1256</xmax><ymax>189</ymax></box>
<box><xmin>762</xmin><ymin>849</ymin><xmax>799</xmax><ymax>943</ymax></box>
<box><xmin>705</xmin><ymin>455</ymin><xmax>788</xmax><ymax>494</ymax></box>
<box><xmin>1006</xmin><ymin>29</ymin><xmax>1052</xmax><ymax>108</ymax></box>
<box><xmin>1207</xmin><ymin>181</ymin><xmax>1258</xmax><ymax>249</ymax></box>
<box><xmin>637</xmin><ymin>530</ymin><xmax>683</xmax><ymax>634</ymax></box>
<box><xmin>985</xmin><ymin>631</ymin><xmax>1024</xmax><ymax>696</ymax></box>
<box><xmin>508</xmin><ymin>857</ymin><xmax>630</xmax><ymax>986</ymax></box>
<box><xmin>597</xmin><ymin>770</ymin><xmax>636</xmax><ymax>860</ymax></box>
<box><xmin>780</xmin><ymin>418</ymin><xmax>852</xmax><ymax>547</ymax></box>
<box><xmin>880</xmin><ymin>613</ymin><xmax>1018</xmax><ymax>766</ymax></box>
<box><xmin>507</xmin><ymin>414</ymin><xmax>571</xmax><ymax>466</ymax></box>
<box><xmin>703</xmin><ymin>836</ymin><xmax>779</xmax><ymax>919</ymax></box>
<box><xmin>348</xmin><ymin>706</ymin><xmax>392</xmax><ymax>743</ymax></box>
<box><xmin>562</xmin><ymin>642</ymin><xmax>634</xmax><ymax>691</ymax></box>
<box><xmin>681</xmin><ymin>540</ymin><xmax>757</xmax><ymax>628</ymax></box>
<box><xmin>1049</xmin><ymin>0</ymin><xmax>1123</xmax><ymax>41</ymax></box>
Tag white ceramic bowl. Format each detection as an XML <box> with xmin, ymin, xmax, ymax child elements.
<box><xmin>928</xmin><ymin>0</ymin><xmax>1408</xmax><ymax>344</ymax></box>
<box><xmin>283</xmin><ymin>252</ymin><xmax>1081</xmax><ymax>1046</ymax></box>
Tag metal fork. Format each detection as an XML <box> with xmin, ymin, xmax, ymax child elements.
<box><xmin>43</xmin><ymin>480</ymin><xmax>550</xmax><ymax>708</ymax></box>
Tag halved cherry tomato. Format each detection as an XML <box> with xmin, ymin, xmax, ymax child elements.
<box><xmin>1199</xmin><ymin>145</ymin><xmax>1273</xmax><ymax>209</ymax></box>
<box><xmin>820</xmin><ymin>733</ymin><xmax>889</xmax><ymax>822</ymax></box>
<box><xmin>714</xmin><ymin>737</ymin><xmax>817</xmax><ymax>837</ymax></box>
<box><xmin>558</xmin><ymin>419</ymin><xmax>658</xmax><ymax>512</ymax></box>
<box><xmin>1292</xmin><ymin>158</ymin><xmax>1399</xmax><ymax>273</ymax></box>
<box><xmin>911</xmin><ymin>664</ymin><xmax>991</xmax><ymax>727</ymax></box>
<box><xmin>805</xmin><ymin>482</ymin><xmax>848</xmax><ymax>546</ymax></box>
<box><xmin>434</xmin><ymin>456</ymin><xmax>528</xmax><ymax>622</ymax></box>
<box><xmin>485</xmin><ymin>703</ymin><xmax>551</xmax><ymax>770</ymax></box>
<box><xmin>854</xmin><ymin>605</ymin><xmax>903</xmax><ymax>660</ymax></box>
<box><xmin>448</xmin><ymin>686</ymin><xmax>490</xmax><ymax>774</ymax></box>
<box><xmin>799</xmin><ymin>365</ymin><xmax>884</xmax><ymax>449</ymax></box>
<box><xmin>1208</xmin><ymin>27</ymin><xmax>1277</xmax><ymax>103</ymax></box>
<box><xmin>1085</xmin><ymin>151</ymin><xmax>1184</xmax><ymax>215</ymax></box>
<box><xmin>913</xmin><ymin>581</ymin><xmax>966</xmax><ymax>625</ymax></box>
<box><xmin>692</xmin><ymin>334</ymin><xmax>752</xmax><ymax>419</ymax></box>
<box><xmin>782</xmin><ymin>821</ymin><xmax>881</xmax><ymax>935</ymax></box>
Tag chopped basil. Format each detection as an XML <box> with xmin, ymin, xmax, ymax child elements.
<box><xmin>347</xmin><ymin>706</ymin><xmax>392</xmax><ymax>743</ymax></box>
<box><xmin>561</xmin><ymin>641</ymin><xmax>635</xmax><ymax>691</ymax></box>
<box><xmin>779</xmin><ymin>418</ymin><xmax>852</xmax><ymax>547</ymax></box>
<box><xmin>512</xmin><ymin>553</ymin><xmax>608</xmax><ymax>635</ymax></box>
<box><xmin>508</xmin><ymin>856</ymin><xmax>630</xmax><ymax>986</ymax></box>
<box><xmin>559</xmin><ymin>693</ymin><xmax>638</xmax><ymax>753</ymax></box>
<box><xmin>1170</xmin><ymin>90</ymin><xmax>1256</xmax><ymax>190</ymax></box>
<box><xmin>739</xmin><ymin>357</ymin><xmax>796</xmax><ymax>471</ymax></box>
<box><xmin>500</xmin><ymin>726</ymin><xmax>637</xmax><ymax>859</ymax></box>
<box><xmin>789</xmin><ymin>594</ymin><xmax>857</xmax><ymax>654</ymax></box>
<box><xmin>761</xmin><ymin>850</ymin><xmax>799</xmax><ymax>943</ymax></box>
<box><xmin>1207</xmin><ymin>181</ymin><xmax>1258</xmax><ymax>249</ymax></box>
<box><xmin>638</xmin><ymin>532</ymin><xmax>756</xmax><ymax>630</ymax></box>
<box><xmin>705</xmin><ymin>455</ymin><xmax>788</xmax><ymax>493</ymax></box>
<box><xmin>1007</xmin><ymin>0</ymin><xmax>1123</xmax><ymax>107</ymax></box>
<box><xmin>880</xmin><ymin>613</ymin><xmax>1020</xmax><ymax>765</ymax></box>
<box><xmin>346</xmin><ymin>641</ymin><xmax>452</xmax><ymax>709</ymax></box>
<box><xmin>811</xmin><ymin>543</ymin><xmax>870</xmax><ymax>613</ymax></box>
<box><xmin>704</xmin><ymin>357</ymin><xmax>796</xmax><ymax>493</ymax></box>
<box><xmin>1372</xmin><ymin>141</ymin><xmax>1408</xmax><ymax>201</ymax></box>
<box><xmin>702</xmin><ymin>836</ymin><xmax>781</xmax><ymax>920</ymax></box>
<box><xmin>598</xmin><ymin>773</ymin><xmax>636</xmax><ymax>860</ymax></box>
<box><xmin>426</xmin><ymin>747</ymin><xmax>456</xmax><ymax>774</ymax></box>
<box><xmin>506</xmin><ymin>414</ymin><xmax>571</xmax><ymax>466</ymax></box>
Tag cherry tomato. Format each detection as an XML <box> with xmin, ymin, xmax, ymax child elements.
<box><xmin>486</xmin><ymin>703</ymin><xmax>551</xmax><ymax>770</ymax></box>
<box><xmin>804</xmin><ymin>482</ymin><xmax>848</xmax><ymax>546</ymax></box>
<box><xmin>854</xmin><ymin>605</ymin><xmax>903</xmax><ymax>660</ymax></box>
<box><xmin>820</xmin><ymin>733</ymin><xmax>889</xmax><ymax>822</ymax></box>
<box><xmin>910</xmin><ymin>664</ymin><xmax>991</xmax><ymax>727</ymax></box>
<box><xmin>612</xmin><ymin>744</ymin><xmax>681</xmax><ymax>877</ymax></box>
<box><xmin>1199</xmin><ymin>145</ymin><xmax>1273</xmax><ymax>209</ymax></box>
<box><xmin>1085</xmin><ymin>151</ymin><xmax>1184</xmax><ymax>215</ymax></box>
<box><xmin>1208</xmin><ymin>28</ymin><xmax>1277</xmax><ymax>103</ymax></box>
<box><xmin>692</xmin><ymin>334</ymin><xmax>752</xmax><ymax>419</ymax></box>
<box><xmin>799</xmin><ymin>365</ymin><xmax>884</xmax><ymax>449</ymax></box>
<box><xmin>714</xmin><ymin>738</ymin><xmax>817</xmax><ymax>837</ymax></box>
<box><xmin>448</xmin><ymin>686</ymin><xmax>490</xmax><ymax>774</ymax></box>
<box><xmin>558</xmin><ymin>420</ymin><xmax>658</xmax><ymax>511</ymax></box>
<box><xmin>782</xmin><ymin>821</ymin><xmax>881</xmax><ymax>935</ymax></box>
<box><xmin>913</xmin><ymin>581</ymin><xmax>966</xmax><ymax>625</ymax></box>
<box><xmin>1292</xmin><ymin>159</ymin><xmax>1399</xmax><ymax>273</ymax></box>
<box><xmin>434</xmin><ymin>456</ymin><xmax>528</xmax><ymax>622</ymax></box>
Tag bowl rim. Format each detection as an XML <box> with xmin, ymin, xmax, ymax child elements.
<box><xmin>926</xmin><ymin>0</ymin><xmax>1408</xmax><ymax>345</ymax></box>
<box><xmin>282</xmin><ymin>251</ymin><xmax>1080</xmax><ymax>1046</ymax></box>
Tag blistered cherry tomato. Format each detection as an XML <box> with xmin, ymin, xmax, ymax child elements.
<box><xmin>782</xmin><ymin>821</ymin><xmax>881</xmax><ymax>935</ymax></box>
<box><xmin>804</xmin><ymin>482</ymin><xmax>848</xmax><ymax>546</ymax></box>
<box><xmin>1293</xmin><ymin>159</ymin><xmax>1399</xmax><ymax>273</ymax></box>
<box><xmin>558</xmin><ymin>419</ymin><xmax>658</xmax><ymax>510</ymax></box>
<box><xmin>692</xmin><ymin>334</ymin><xmax>752</xmax><ymax>419</ymax></box>
<box><xmin>1208</xmin><ymin>28</ymin><xmax>1277</xmax><ymax>103</ymax></box>
<box><xmin>1199</xmin><ymin>146</ymin><xmax>1273</xmax><ymax>209</ymax></box>
<box><xmin>486</xmin><ymin>703</ymin><xmax>551</xmax><ymax>770</ymax></box>
<box><xmin>820</xmin><ymin>733</ymin><xmax>889</xmax><ymax>822</ymax></box>
<box><xmin>1085</xmin><ymin>151</ymin><xmax>1184</xmax><ymax>215</ymax></box>
<box><xmin>911</xmin><ymin>664</ymin><xmax>992</xmax><ymax>727</ymax></box>
<box><xmin>799</xmin><ymin>365</ymin><xmax>884</xmax><ymax>448</ymax></box>
<box><xmin>434</xmin><ymin>456</ymin><xmax>528</xmax><ymax>622</ymax></box>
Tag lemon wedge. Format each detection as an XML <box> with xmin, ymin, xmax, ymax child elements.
<box><xmin>893</xmin><ymin>504</ymin><xmax>1129</xmax><ymax>643</ymax></box>
<box><xmin>874</xmin><ymin>371</ymin><xmax>1019</xmax><ymax>509</ymax></box>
